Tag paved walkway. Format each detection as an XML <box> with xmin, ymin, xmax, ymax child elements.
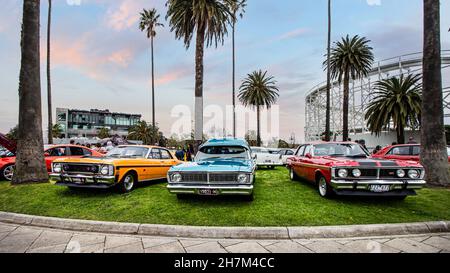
<box><xmin>0</xmin><ymin>222</ymin><xmax>449</xmax><ymax>253</ymax></box>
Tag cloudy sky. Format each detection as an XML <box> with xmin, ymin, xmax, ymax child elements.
<box><xmin>0</xmin><ymin>0</ymin><xmax>449</xmax><ymax>142</ymax></box>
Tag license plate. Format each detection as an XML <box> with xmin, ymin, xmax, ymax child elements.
<box><xmin>71</xmin><ymin>177</ymin><xmax>86</xmax><ymax>184</ymax></box>
<box><xmin>369</xmin><ymin>185</ymin><xmax>391</xmax><ymax>193</ymax></box>
<box><xmin>198</xmin><ymin>189</ymin><xmax>219</xmax><ymax>196</ymax></box>
<box><xmin>265</xmin><ymin>160</ymin><xmax>272</xmax><ymax>163</ymax></box>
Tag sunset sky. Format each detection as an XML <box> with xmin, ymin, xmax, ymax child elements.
<box><xmin>0</xmin><ymin>0</ymin><xmax>449</xmax><ymax>142</ymax></box>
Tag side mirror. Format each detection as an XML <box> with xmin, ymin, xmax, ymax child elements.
<box><xmin>305</xmin><ymin>153</ymin><xmax>313</xmax><ymax>159</ymax></box>
<box><xmin>44</xmin><ymin>152</ymin><xmax>50</xmax><ymax>157</ymax></box>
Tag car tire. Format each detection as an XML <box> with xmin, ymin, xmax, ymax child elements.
<box><xmin>118</xmin><ymin>173</ymin><xmax>136</xmax><ymax>193</ymax></box>
<box><xmin>1</xmin><ymin>165</ymin><xmax>14</xmax><ymax>182</ymax></box>
<box><xmin>289</xmin><ymin>168</ymin><xmax>299</xmax><ymax>181</ymax></box>
<box><xmin>317</xmin><ymin>175</ymin><xmax>334</xmax><ymax>198</ymax></box>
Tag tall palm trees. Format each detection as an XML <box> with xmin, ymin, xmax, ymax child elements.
<box><xmin>324</xmin><ymin>0</ymin><xmax>332</xmax><ymax>142</ymax></box>
<box><xmin>139</xmin><ymin>8</ymin><xmax>164</xmax><ymax>143</ymax></box>
<box><xmin>421</xmin><ymin>0</ymin><xmax>450</xmax><ymax>186</ymax></box>
<box><xmin>328</xmin><ymin>35</ymin><xmax>374</xmax><ymax>141</ymax></box>
<box><xmin>13</xmin><ymin>0</ymin><xmax>48</xmax><ymax>184</ymax></box>
<box><xmin>46</xmin><ymin>0</ymin><xmax>53</xmax><ymax>144</ymax></box>
<box><xmin>166</xmin><ymin>0</ymin><xmax>231</xmax><ymax>148</ymax></box>
<box><xmin>238</xmin><ymin>70</ymin><xmax>279</xmax><ymax>147</ymax></box>
<box><xmin>365</xmin><ymin>75</ymin><xmax>422</xmax><ymax>144</ymax></box>
<box><xmin>225</xmin><ymin>0</ymin><xmax>247</xmax><ymax>138</ymax></box>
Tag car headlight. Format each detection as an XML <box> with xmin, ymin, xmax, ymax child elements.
<box><xmin>100</xmin><ymin>165</ymin><xmax>109</xmax><ymax>175</ymax></box>
<box><xmin>396</xmin><ymin>169</ymin><xmax>406</xmax><ymax>178</ymax></box>
<box><xmin>352</xmin><ymin>169</ymin><xmax>362</xmax><ymax>178</ymax></box>
<box><xmin>171</xmin><ymin>173</ymin><xmax>182</xmax><ymax>183</ymax></box>
<box><xmin>338</xmin><ymin>169</ymin><xmax>348</xmax><ymax>178</ymax></box>
<box><xmin>408</xmin><ymin>169</ymin><xmax>420</xmax><ymax>179</ymax></box>
<box><xmin>237</xmin><ymin>174</ymin><xmax>248</xmax><ymax>183</ymax></box>
<box><xmin>53</xmin><ymin>163</ymin><xmax>62</xmax><ymax>173</ymax></box>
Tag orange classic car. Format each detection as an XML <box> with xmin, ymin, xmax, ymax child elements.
<box><xmin>50</xmin><ymin>145</ymin><xmax>181</xmax><ymax>193</ymax></box>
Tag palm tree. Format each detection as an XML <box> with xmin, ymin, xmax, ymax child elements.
<box><xmin>421</xmin><ymin>0</ymin><xmax>450</xmax><ymax>186</ymax></box>
<box><xmin>139</xmin><ymin>8</ymin><xmax>164</xmax><ymax>138</ymax></box>
<box><xmin>13</xmin><ymin>0</ymin><xmax>49</xmax><ymax>185</ymax></box>
<box><xmin>324</xmin><ymin>0</ymin><xmax>332</xmax><ymax>142</ymax></box>
<box><xmin>225</xmin><ymin>0</ymin><xmax>246</xmax><ymax>138</ymax></box>
<box><xmin>128</xmin><ymin>121</ymin><xmax>153</xmax><ymax>145</ymax></box>
<box><xmin>238</xmin><ymin>70</ymin><xmax>279</xmax><ymax>147</ymax></box>
<box><xmin>327</xmin><ymin>35</ymin><xmax>374</xmax><ymax>141</ymax></box>
<box><xmin>46</xmin><ymin>0</ymin><xmax>53</xmax><ymax>144</ymax></box>
<box><xmin>166</xmin><ymin>0</ymin><xmax>231</xmax><ymax>148</ymax></box>
<box><xmin>365</xmin><ymin>74</ymin><xmax>422</xmax><ymax>144</ymax></box>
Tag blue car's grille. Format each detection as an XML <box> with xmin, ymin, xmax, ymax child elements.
<box><xmin>209</xmin><ymin>174</ymin><xmax>238</xmax><ymax>182</ymax></box>
<box><xmin>181</xmin><ymin>173</ymin><xmax>208</xmax><ymax>183</ymax></box>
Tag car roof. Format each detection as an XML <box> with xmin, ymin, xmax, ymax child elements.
<box><xmin>201</xmin><ymin>138</ymin><xmax>250</xmax><ymax>149</ymax></box>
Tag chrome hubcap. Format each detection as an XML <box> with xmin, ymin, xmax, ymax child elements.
<box><xmin>123</xmin><ymin>175</ymin><xmax>134</xmax><ymax>191</ymax></box>
<box><xmin>319</xmin><ymin>178</ymin><xmax>327</xmax><ymax>196</ymax></box>
<box><xmin>3</xmin><ymin>166</ymin><xmax>14</xmax><ymax>181</ymax></box>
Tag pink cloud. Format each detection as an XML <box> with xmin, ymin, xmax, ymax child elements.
<box><xmin>155</xmin><ymin>67</ymin><xmax>193</xmax><ymax>85</ymax></box>
<box><xmin>277</xmin><ymin>28</ymin><xmax>310</xmax><ymax>41</ymax></box>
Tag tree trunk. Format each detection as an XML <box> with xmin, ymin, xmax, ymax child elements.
<box><xmin>232</xmin><ymin>17</ymin><xmax>236</xmax><ymax>138</ymax></box>
<box><xmin>397</xmin><ymin>125</ymin><xmax>405</xmax><ymax>144</ymax></box>
<box><xmin>151</xmin><ymin>35</ymin><xmax>156</xmax><ymax>144</ymax></box>
<box><xmin>13</xmin><ymin>0</ymin><xmax>49</xmax><ymax>185</ymax></box>
<box><xmin>46</xmin><ymin>0</ymin><xmax>53</xmax><ymax>144</ymax></box>
<box><xmin>421</xmin><ymin>0</ymin><xmax>450</xmax><ymax>186</ymax></box>
<box><xmin>256</xmin><ymin>105</ymin><xmax>261</xmax><ymax>147</ymax></box>
<box><xmin>342</xmin><ymin>72</ymin><xmax>350</xmax><ymax>141</ymax></box>
<box><xmin>194</xmin><ymin>24</ymin><xmax>206</xmax><ymax>150</ymax></box>
<box><xmin>325</xmin><ymin>0</ymin><xmax>332</xmax><ymax>142</ymax></box>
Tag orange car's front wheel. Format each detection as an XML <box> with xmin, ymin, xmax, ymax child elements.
<box><xmin>118</xmin><ymin>173</ymin><xmax>136</xmax><ymax>193</ymax></box>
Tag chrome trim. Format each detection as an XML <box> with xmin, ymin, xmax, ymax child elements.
<box><xmin>167</xmin><ymin>184</ymin><xmax>254</xmax><ymax>196</ymax></box>
<box><xmin>50</xmin><ymin>173</ymin><xmax>116</xmax><ymax>185</ymax></box>
<box><xmin>330</xmin><ymin>179</ymin><xmax>426</xmax><ymax>191</ymax></box>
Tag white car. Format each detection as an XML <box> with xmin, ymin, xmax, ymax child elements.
<box><xmin>277</xmin><ymin>149</ymin><xmax>296</xmax><ymax>165</ymax></box>
<box><xmin>251</xmin><ymin>147</ymin><xmax>284</xmax><ymax>169</ymax></box>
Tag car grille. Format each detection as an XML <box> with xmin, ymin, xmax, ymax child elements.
<box><xmin>181</xmin><ymin>173</ymin><xmax>208</xmax><ymax>183</ymax></box>
<box><xmin>63</xmin><ymin>164</ymin><xmax>99</xmax><ymax>174</ymax></box>
<box><xmin>179</xmin><ymin>172</ymin><xmax>238</xmax><ymax>183</ymax></box>
<box><xmin>379</xmin><ymin>169</ymin><xmax>399</xmax><ymax>179</ymax></box>
<box><xmin>209</xmin><ymin>174</ymin><xmax>238</xmax><ymax>182</ymax></box>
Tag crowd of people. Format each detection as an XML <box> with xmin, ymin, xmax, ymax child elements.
<box><xmin>174</xmin><ymin>144</ymin><xmax>195</xmax><ymax>162</ymax></box>
<box><xmin>69</xmin><ymin>139</ymin><xmax>114</xmax><ymax>154</ymax></box>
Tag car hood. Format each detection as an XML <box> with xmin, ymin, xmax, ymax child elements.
<box><xmin>323</xmin><ymin>156</ymin><xmax>422</xmax><ymax>168</ymax></box>
<box><xmin>52</xmin><ymin>157</ymin><xmax>117</xmax><ymax>165</ymax></box>
<box><xmin>171</xmin><ymin>159</ymin><xmax>254</xmax><ymax>173</ymax></box>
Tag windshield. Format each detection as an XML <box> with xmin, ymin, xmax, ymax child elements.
<box><xmin>196</xmin><ymin>146</ymin><xmax>250</xmax><ymax>161</ymax></box>
<box><xmin>106</xmin><ymin>146</ymin><xmax>149</xmax><ymax>158</ymax></box>
<box><xmin>313</xmin><ymin>143</ymin><xmax>369</xmax><ymax>157</ymax></box>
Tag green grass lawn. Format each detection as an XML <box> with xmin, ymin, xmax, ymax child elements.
<box><xmin>0</xmin><ymin>168</ymin><xmax>449</xmax><ymax>227</ymax></box>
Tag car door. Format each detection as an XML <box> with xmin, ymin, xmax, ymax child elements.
<box><xmin>292</xmin><ymin>145</ymin><xmax>306</xmax><ymax>178</ymax></box>
<box><xmin>147</xmin><ymin>148</ymin><xmax>165</xmax><ymax>180</ymax></box>
<box><xmin>158</xmin><ymin>149</ymin><xmax>178</xmax><ymax>179</ymax></box>
<box><xmin>44</xmin><ymin>146</ymin><xmax>69</xmax><ymax>171</ymax></box>
<box><xmin>301</xmin><ymin>145</ymin><xmax>316</xmax><ymax>182</ymax></box>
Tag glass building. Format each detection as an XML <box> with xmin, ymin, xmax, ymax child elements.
<box><xmin>56</xmin><ymin>108</ymin><xmax>141</xmax><ymax>138</ymax></box>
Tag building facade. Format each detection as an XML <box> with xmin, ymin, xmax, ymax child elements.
<box><xmin>56</xmin><ymin>108</ymin><xmax>141</xmax><ymax>138</ymax></box>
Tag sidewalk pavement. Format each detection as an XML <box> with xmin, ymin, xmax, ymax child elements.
<box><xmin>0</xmin><ymin>222</ymin><xmax>448</xmax><ymax>253</ymax></box>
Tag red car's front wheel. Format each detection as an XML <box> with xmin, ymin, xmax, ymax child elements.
<box><xmin>318</xmin><ymin>176</ymin><xmax>334</xmax><ymax>198</ymax></box>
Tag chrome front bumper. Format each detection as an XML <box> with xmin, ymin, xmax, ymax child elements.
<box><xmin>50</xmin><ymin>173</ymin><xmax>116</xmax><ymax>188</ymax></box>
<box><xmin>167</xmin><ymin>184</ymin><xmax>254</xmax><ymax>196</ymax></box>
<box><xmin>330</xmin><ymin>179</ymin><xmax>427</xmax><ymax>191</ymax></box>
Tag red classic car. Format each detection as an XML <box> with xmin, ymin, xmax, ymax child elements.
<box><xmin>372</xmin><ymin>144</ymin><xmax>450</xmax><ymax>163</ymax></box>
<box><xmin>0</xmin><ymin>143</ymin><xmax>104</xmax><ymax>181</ymax></box>
<box><xmin>287</xmin><ymin>142</ymin><xmax>426</xmax><ymax>199</ymax></box>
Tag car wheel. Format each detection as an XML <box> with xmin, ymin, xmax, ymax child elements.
<box><xmin>289</xmin><ymin>168</ymin><xmax>299</xmax><ymax>181</ymax></box>
<box><xmin>1</xmin><ymin>165</ymin><xmax>14</xmax><ymax>181</ymax></box>
<box><xmin>317</xmin><ymin>176</ymin><xmax>334</xmax><ymax>198</ymax></box>
<box><xmin>118</xmin><ymin>173</ymin><xmax>136</xmax><ymax>193</ymax></box>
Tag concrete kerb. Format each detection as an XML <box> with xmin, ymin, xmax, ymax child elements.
<box><xmin>0</xmin><ymin>212</ymin><xmax>448</xmax><ymax>240</ymax></box>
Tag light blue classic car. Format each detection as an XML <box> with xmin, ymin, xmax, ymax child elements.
<box><xmin>167</xmin><ymin>138</ymin><xmax>256</xmax><ymax>201</ymax></box>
